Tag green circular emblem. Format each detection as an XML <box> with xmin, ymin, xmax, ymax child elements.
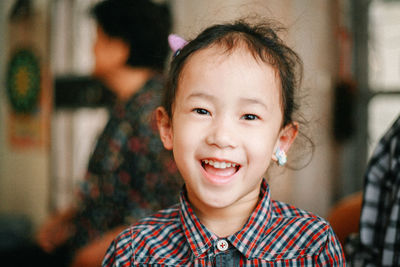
<box><xmin>6</xmin><ymin>49</ymin><xmax>41</xmax><ymax>113</ymax></box>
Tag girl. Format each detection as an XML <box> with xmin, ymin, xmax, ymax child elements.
<box><xmin>103</xmin><ymin>20</ymin><xmax>345</xmax><ymax>266</ymax></box>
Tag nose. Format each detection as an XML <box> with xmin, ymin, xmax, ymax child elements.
<box><xmin>205</xmin><ymin>116</ymin><xmax>237</xmax><ymax>149</ymax></box>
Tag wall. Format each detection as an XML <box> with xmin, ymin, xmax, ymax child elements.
<box><xmin>288</xmin><ymin>1</ymin><xmax>337</xmax><ymax>216</ymax></box>
<box><xmin>0</xmin><ymin>0</ymin><xmax>51</xmax><ymax>229</ymax></box>
<box><xmin>170</xmin><ymin>0</ymin><xmax>337</xmax><ymax>217</ymax></box>
<box><xmin>0</xmin><ymin>0</ymin><xmax>338</xmax><ymax>230</ymax></box>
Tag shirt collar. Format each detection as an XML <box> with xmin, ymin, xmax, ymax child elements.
<box><xmin>227</xmin><ymin>179</ymin><xmax>272</xmax><ymax>259</ymax></box>
<box><xmin>179</xmin><ymin>179</ymin><xmax>272</xmax><ymax>259</ymax></box>
<box><xmin>179</xmin><ymin>190</ymin><xmax>218</xmax><ymax>258</ymax></box>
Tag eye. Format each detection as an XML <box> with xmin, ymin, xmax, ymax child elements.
<box><xmin>193</xmin><ymin>108</ymin><xmax>211</xmax><ymax>116</ymax></box>
<box><xmin>241</xmin><ymin>114</ymin><xmax>259</xmax><ymax>120</ymax></box>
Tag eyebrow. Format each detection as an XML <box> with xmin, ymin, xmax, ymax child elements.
<box><xmin>239</xmin><ymin>97</ymin><xmax>269</xmax><ymax>110</ymax></box>
<box><xmin>187</xmin><ymin>93</ymin><xmax>269</xmax><ymax>110</ymax></box>
<box><xmin>186</xmin><ymin>92</ymin><xmax>216</xmax><ymax>102</ymax></box>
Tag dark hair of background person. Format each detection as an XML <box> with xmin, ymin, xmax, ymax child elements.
<box><xmin>90</xmin><ymin>0</ymin><xmax>171</xmax><ymax>71</ymax></box>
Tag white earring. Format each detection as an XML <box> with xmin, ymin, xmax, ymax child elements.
<box><xmin>275</xmin><ymin>147</ymin><xmax>287</xmax><ymax>166</ymax></box>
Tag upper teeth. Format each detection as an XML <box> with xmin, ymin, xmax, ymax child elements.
<box><xmin>203</xmin><ymin>160</ymin><xmax>236</xmax><ymax>169</ymax></box>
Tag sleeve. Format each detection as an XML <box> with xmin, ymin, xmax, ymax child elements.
<box><xmin>102</xmin><ymin>239</ymin><xmax>117</xmax><ymax>267</ymax></box>
<box><xmin>345</xmin><ymin>115</ymin><xmax>400</xmax><ymax>266</ymax></box>
<box><xmin>358</xmin><ymin>117</ymin><xmax>400</xmax><ymax>245</ymax></box>
<box><xmin>102</xmin><ymin>228</ymin><xmax>134</xmax><ymax>267</ymax></box>
<box><xmin>70</xmin><ymin>118</ymin><xmax>134</xmax><ymax>248</ymax></box>
<box><xmin>316</xmin><ymin>227</ymin><xmax>346</xmax><ymax>266</ymax></box>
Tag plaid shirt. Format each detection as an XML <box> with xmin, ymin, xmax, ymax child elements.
<box><xmin>346</xmin><ymin>115</ymin><xmax>400</xmax><ymax>266</ymax></box>
<box><xmin>103</xmin><ymin>180</ymin><xmax>345</xmax><ymax>266</ymax></box>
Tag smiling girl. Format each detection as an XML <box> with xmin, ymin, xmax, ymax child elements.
<box><xmin>103</xmin><ymin>20</ymin><xmax>345</xmax><ymax>266</ymax></box>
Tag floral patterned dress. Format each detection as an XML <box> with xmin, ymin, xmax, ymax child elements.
<box><xmin>68</xmin><ymin>76</ymin><xmax>182</xmax><ymax>251</ymax></box>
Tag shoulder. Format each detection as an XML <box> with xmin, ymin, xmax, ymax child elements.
<box><xmin>123</xmin><ymin>78</ymin><xmax>164</xmax><ymax>134</ymax></box>
<box><xmin>123</xmin><ymin>204</ymin><xmax>181</xmax><ymax>242</ymax></box>
<box><xmin>271</xmin><ymin>199</ymin><xmax>322</xmax><ymax>219</ymax></box>
<box><xmin>134</xmin><ymin>204</ymin><xmax>180</xmax><ymax>228</ymax></box>
<box><xmin>128</xmin><ymin>77</ymin><xmax>164</xmax><ymax>112</ymax></box>
<box><xmin>271</xmin><ymin>199</ymin><xmax>332</xmax><ymax>240</ymax></box>
<box><xmin>370</xmin><ymin>115</ymin><xmax>400</xmax><ymax>157</ymax></box>
<box><xmin>255</xmin><ymin>200</ymin><xmax>342</xmax><ymax>260</ymax></box>
<box><xmin>103</xmin><ymin>204</ymin><xmax>189</xmax><ymax>266</ymax></box>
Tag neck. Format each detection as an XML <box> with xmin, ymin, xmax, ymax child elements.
<box><xmin>100</xmin><ymin>66</ymin><xmax>156</xmax><ymax>101</ymax></box>
<box><xmin>191</xmin><ymin>193</ymin><xmax>260</xmax><ymax>237</ymax></box>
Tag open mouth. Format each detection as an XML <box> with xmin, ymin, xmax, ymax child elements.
<box><xmin>201</xmin><ymin>159</ymin><xmax>240</xmax><ymax>177</ymax></box>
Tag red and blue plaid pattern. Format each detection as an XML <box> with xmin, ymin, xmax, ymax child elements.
<box><xmin>103</xmin><ymin>180</ymin><xmax>345</xmax><ymax>266</ymax></box>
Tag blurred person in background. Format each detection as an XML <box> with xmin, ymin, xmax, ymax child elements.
<box><xmin>4</xmin><ymin>0</ymin><xmax>181</xmax><ymax>266</ymax></box>
<box><xmin>346</xmin><ymin>114</ymin><xmax>400</xmax><ymax>266</ymax></box>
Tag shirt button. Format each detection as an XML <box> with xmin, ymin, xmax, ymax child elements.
<box><xmin>216</xmin><ymin>239</ymin><xmax>229</xmax><ymax>251</ymax></box>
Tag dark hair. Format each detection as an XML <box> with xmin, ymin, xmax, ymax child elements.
<box><xmin>90</xmin><ymin>0</ymin><xmax>171</xmax><ymax>71</ymax></box>
<box><xmin>163</xmin><ymin>20</ymin><xmax>303</xmax><ymax>128</ymax></box>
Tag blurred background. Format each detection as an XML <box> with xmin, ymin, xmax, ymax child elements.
<box><xmin>0</xmin><ymin>0</ymin><xmax>399</xmax><ymax>244</ymax></box>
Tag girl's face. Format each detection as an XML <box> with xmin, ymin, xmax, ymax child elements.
<box><xmin>157</xmin><ymin>45</ymin><xmax>297</xmax><ymax>212</ymax></box>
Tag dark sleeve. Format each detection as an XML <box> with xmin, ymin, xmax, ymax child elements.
<box><xmin>346</xmin><ymin>115</ymin><xmax>400</xmax><ymax>266</ymax></box>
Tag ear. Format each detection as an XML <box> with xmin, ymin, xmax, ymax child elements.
<box><xmin>272</xmin><ymin>122</ymin><xmax>299</xmax><ymax>162</ymax></box>
<box><xmin>156</xmin><ymin>107</ymin><xmax>173</xmax><ymax>150</ymax></box>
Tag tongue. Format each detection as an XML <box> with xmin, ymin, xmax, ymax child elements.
<box><xmin>204</xmin><ymin>164</ymin><xmax>237</xmax><ymax>177</ymax></box>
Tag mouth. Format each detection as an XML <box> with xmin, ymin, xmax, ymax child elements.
<box><xmin>201</xmin><ymin>159</ymin><xmax>241</xmax><ymax>178</ymax></box>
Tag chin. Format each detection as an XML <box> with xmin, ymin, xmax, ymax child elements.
<box><xmin>201</xmin><ymin>193</ymin><xmax>238</xmax><ymax>209</ymax></box>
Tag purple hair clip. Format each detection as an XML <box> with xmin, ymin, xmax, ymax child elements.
<box><xmin>168</xmin><ymin>34</ymin><xmax>188</xmax><ymax>57</ymax></box>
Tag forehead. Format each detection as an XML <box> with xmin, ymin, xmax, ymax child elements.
<box><xmin>178</xmin><ymin>44</ymin><xmax>281</xmax><ymax>97</ymax></box>
<box><xmin>181</xmin><ymin>43</ymin><xmax>279</xmax><ymax>78</ymax></box>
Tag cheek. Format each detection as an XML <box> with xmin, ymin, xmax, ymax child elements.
<box><xmin>173</xmin><ymin>120</ymin><xmax>203</xmax><ymax>154</ymax></box>
<box><xmin>247</xmin><ymin>145</ymin><xmax>275</xmax><ymax>179</ymax></box>
<box><xmin>171</xmin><ymin>123</ymin><xmax>200</xmax><ymax>183</ymax></box>
<box><xmin>245</xmin><ymin>129</ymin><xmax>278</xmax><ymax>164</ymax></box>
<box><xmin>248</xmin><ymin>141</ymin><xmax>273</xmax><ymax>160</ymax></box>
<box><xmin>172</xmin><ymin>116</ymin><xmax>199</xmax><ymax>153</ymax></box>
<box><xmin>93</xmin><ymin>43</ymin><xmax>118</xmax><ymax>75</ymax></box>
<box><xmin>93</xmin><ymin>48</ymin><xmax>108</xmax><ymax>75</ymax></box>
